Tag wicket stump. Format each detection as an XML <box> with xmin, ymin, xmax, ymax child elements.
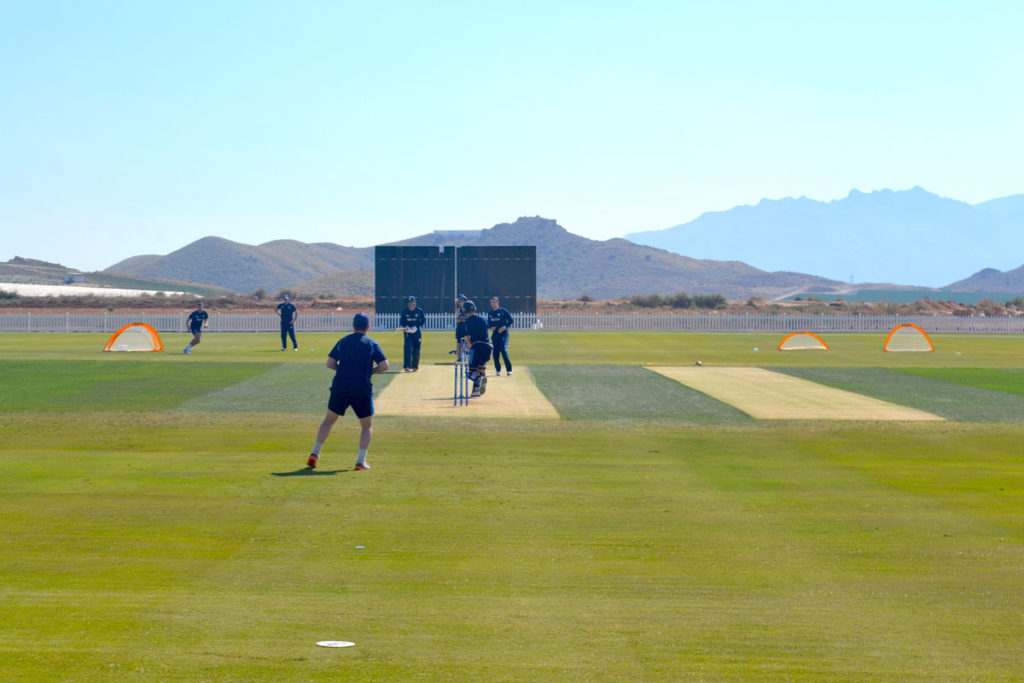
<box><xmin>453</xmin><ymin>359</ymin><xmax>470</xmax><ymax>406</ymax></box>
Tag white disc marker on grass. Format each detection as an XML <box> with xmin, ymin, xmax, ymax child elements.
<box><xmin>316</xmin><ymin>641</ymin><xmax>355</xmax><ymax>648</ymax></box>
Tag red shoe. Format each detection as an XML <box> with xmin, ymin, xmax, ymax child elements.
<box><xmin>306</xmin><ymin>454</ymin><xmax>318</xmax><ymax>468</ymax></box>
<box><xmin>354</xmin><ymin>462</ymin><xmax>370</xmax><ymax>471</ymax></box>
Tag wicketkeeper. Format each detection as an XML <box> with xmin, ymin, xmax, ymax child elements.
<box><xmin>398</xmin><ymin>295</ymin><xmax>425</xmax><ymax>371</ymax></box>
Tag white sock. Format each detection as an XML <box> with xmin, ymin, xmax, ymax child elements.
<box><xmin>312</xmin><ymin>441</ymin><xmax>323</xmax><ymax>456</ymax></box>
<box><xmin>357</xmin><ymin>449</ymin><xmax>368</xmax><ymax>465</ymax></box>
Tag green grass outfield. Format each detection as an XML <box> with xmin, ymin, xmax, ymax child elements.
<box><xmin>1</xmin><ymin>331</ymin><xmax>1023</xmax><ymax>681</ymax></box>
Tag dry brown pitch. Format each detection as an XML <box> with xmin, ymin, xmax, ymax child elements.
<box><xmin>374</xmin><ymin>365</ymin><xmax>560</xmax><ymax>419</ymax></box>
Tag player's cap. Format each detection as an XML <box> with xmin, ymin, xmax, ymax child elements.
<box><xmin>352</xmin><ymin>312</ymin><xmax>370</xmax><ymax>330</ymax></box>
<box><xmin>462</xmin><ymin>300</ymin><xmax>476</xmax><ymax>312</ymax></box>
<box><xmin>407</xmin><ymin>295</ymin><xmax>416</xmax><ymax>302</ymax></box>
<box><xmin>284</xmin><ymin>294</ymin><xmax>290</xmax><ymax>300</ymax></box>
<box><xmin>457</xmin><ymin>293</ymin><xmax>467</xmax><ymax>301</ymax></box>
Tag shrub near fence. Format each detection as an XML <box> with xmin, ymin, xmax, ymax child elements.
<box><xmin>2</xmin><ymin>312</ymin><xmax>1023</xmax><ymax>334</ymax></box>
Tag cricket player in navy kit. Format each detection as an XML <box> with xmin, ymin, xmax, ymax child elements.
<box><xmin>183</xmin><ymin>302</ymin><xmax>208</xmax><ymax>354</ymax></box>
<box><xmin>306</xmin><ymin>313</ymin><xmax>388</xmax><ymax>471</ymax></box>
<box><xmin>399</xmin><ymin>296</ymin><xmax>426</xmax><ymax>372</ymax></box>
<box><xmin>276</xmin><ymin>294</ymin><xmax>298</xmax><ymax>351</ymax></box>
<box><xmin>461</xmin><ymin>300</ymin><xmax>492</xmax><ymax>397</ymax></box>
<box><xmin>487</xmin><ymin>296</ymin><xmax>514</xmax><ymax>375</ymax></box>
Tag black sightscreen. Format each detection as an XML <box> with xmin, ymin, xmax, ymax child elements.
<box><xmin>375</xmin><ymin>246</ymin><xmax>454</xmax><ymax>315</ymax></box>
<box><xmin>455</xmin><ymin>246</ymin><xmax>536</xmax><ymax>314</ymax></box>
<box><xmin>375</xmin><ymin>246</ymin><xmax>536</xmax><ymax>315</ymax></box>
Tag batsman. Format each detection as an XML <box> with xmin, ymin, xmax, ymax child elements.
<box><xmin>460</xmin><ymin>300</ymin><xmax>492</xmax><ymax>397</ymax></box>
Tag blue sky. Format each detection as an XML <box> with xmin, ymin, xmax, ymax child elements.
<box><xmin>2</xmin><ymin>1</ymin><xmax>1022</xmax><ymax>272</ymax></box>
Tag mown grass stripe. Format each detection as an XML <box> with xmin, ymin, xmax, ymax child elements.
<box><xmin>176</xmin><ymin>363</ymin><xmax>334</xmax><ymax>415</ymax></box>
<box><xmin>892</xmin><ymin>367</ymin><xmax>1024</xmax><ymax>396</ymax></box>
<box><xmin>776</xmin><ymin>367</ymin><xmax>1024</xmax><ymax>422</ymax></box>
<box><xmin>0</xmin><ymin>360</ymin><xmax>270</xmax><ymax>412</ymax></box>
<box><xmin>530</xmin><ymin>364</ymin><xmax>752</xmax><ymax>423</ymax></box>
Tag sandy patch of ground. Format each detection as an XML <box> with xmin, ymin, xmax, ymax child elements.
<box><xmin>375</xmin><ymin>365</ymin><xmax>560</xmax><ymax>419</ymax></box>
<box><xmin>647</xmin><ymin>366</ymin><xmax>943</xmax><ymax>421</ymax></box>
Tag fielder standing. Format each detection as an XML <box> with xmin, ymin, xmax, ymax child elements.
<box><xmin>487</xmin><ymin>296</ymin><xmax>514</xmax><ymax>375</ymax></box>
<box><xmin>276</xmin><ymin>294</ymin><xmax>298</xmax><ymax>351</ymax></box>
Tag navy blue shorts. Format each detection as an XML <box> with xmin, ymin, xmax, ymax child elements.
<box><xmin>328</xmin><ymin>390</ymin><xmax>374</xmax><ymax>419</ymax></box>
<box><xmin>470</xmin><ymin>341</ymin><xmax>492</xmax><ymax>370</ymax></box>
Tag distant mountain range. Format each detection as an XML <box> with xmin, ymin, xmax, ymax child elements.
<box><xmin>101</xmin><ymin>218</ymin><xmax>839</xmax><ymax>300</ymax></box>
<box><xmin>625</xmin><ymin>187</ymin><xmax>1024</xmax><ymax>288</ymax></box>
<box><xmin>11</xmin><ymin>188</ymin><xmax>1024</xmax><ymax>300</ymax></box>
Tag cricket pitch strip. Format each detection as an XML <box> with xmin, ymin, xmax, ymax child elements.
<box><xmin>647</xmin><ymin>366</ymin><xmax>944</xmax><ymax>421</ymax></box>
<box><xmin>375</xmin><ymin>365</ymin><xmax>561</xmax><ymax>419</ymax></box>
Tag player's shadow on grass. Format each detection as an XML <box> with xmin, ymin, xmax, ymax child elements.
<box><xmin>271</xmin><ymin>468</ymin><xmax>347</xmax><ymax>476</ymax></box>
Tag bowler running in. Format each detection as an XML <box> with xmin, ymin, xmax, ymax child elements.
<box><xmin>307</xmin><ymin>312</ymin><xmax>389</xmax><ymax>471</ymax></box>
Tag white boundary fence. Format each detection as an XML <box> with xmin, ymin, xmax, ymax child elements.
<box><xmin>1</xmin><ymin>312</ymin><xmax>1023</xmax><ymax>334</ymax></box>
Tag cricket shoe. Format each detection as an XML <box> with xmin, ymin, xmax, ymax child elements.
<box><xmin>354</xmin><ymin>462</ymin><xmax>370</xmax><ymax>471</ymax></box>
<box><xmin>306</xmin><ymin>454</ymin><xmax>318</xmax><ymax>469</ymax></box>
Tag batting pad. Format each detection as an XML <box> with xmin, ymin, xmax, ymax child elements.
<box><xmin>374</xmin><ymin>365</ymin><xmax>560</xmax><ymax>419</ymax></box>
<box><xmin>646</xmin><ymin>366</ymin><xmax>943</xmax><ymax>421</ymax></box>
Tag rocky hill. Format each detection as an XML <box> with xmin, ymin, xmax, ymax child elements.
<box><xmin>945</xmin><ymin>265</ymin><xmax>1024</xmax><ymax>293</ymax></box>
<box><xmin>0</xmin><ymin>257</ymin><xmax>82</xmax><ymax>284</ymax></box>
<box><xmin>105</xmin><ymin>236</ymin><xmax>374</xmax><ymax>293</ymax></box>
<box><xmin>0</xmin><ymin>256</ymin><xmax>234</xmax><ymax>296</ymax></box>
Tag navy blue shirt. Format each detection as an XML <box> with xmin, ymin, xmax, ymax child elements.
<box><xmin>188</xmin><ymin>309</ymin><xmax>208</xmax><ymax>332</ymax></box>
<box><xmin>400</xmin><ymin>306</ymin><xmax>426</xmax><ymax>333</ymax></box>
<box><xmin>277</xmin><ymin>302</ymin><xmax>297</xmax><ymax>326</ymax></box>
<box><xmin>487</xmin><ymin>307</ymin><xmax>513</xmax><ymax>335</ymax></box>
<box><xmin>328</xmin><ymin>332</ymin><xmax>387</xmax><ymax>396</ymax></box>
<box><xmin>464</xmin><ymin>314</ymin><xmax>489</xmax><ymax>344</ymax></box>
